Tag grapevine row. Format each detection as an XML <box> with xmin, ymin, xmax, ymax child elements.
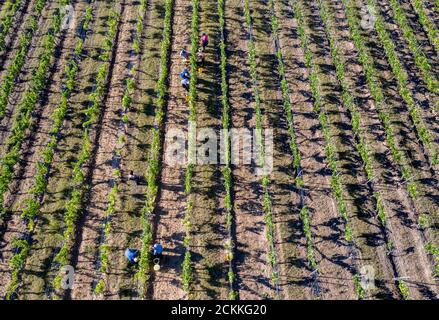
<box><xmin>0</xmin><ymin>1</ymin><xmax>61</xmax><ymax>221</ymax></box>
<box><xmin>0</xmin><ymin>0</ymin><xmax>48</xmax><ymax>118</ymax></box>
<box><xmin>292</xmin><ymin>0</ymin><xmax>354</xmax><ymax>242</ymax></box>
<box><xmin>217</xmin><ymin>0</ymin><xmax>236</xmax><ymax>300</ymax></box>
<box><xmin>342</xmin><ymin>0</ymin><xmax>439</xmax><ymax>280</ymax></box>
<box><xmin>132</xmin><ymin>0</ymin><xmax>147</xmax><ymax>54</ymax></box>
<box><xmin>268</xmin><ymin>0</ymin><xmax>318</xmax><ymax>273</ymax></box>
<box><xmin>94</xmin><ymin>82</ymin><xmax>134</xmax><ymax>295</ymax></box>
<box><xmin>51</xmin><ymin>4</ymin><xmax>121</xmax><ymax>297</ymax></box>
<box><xmin>286</xmin><ymin>0</ymin><xmax>320</xmax><ymax>272</ymax></box>
<box><xmin>243</xmin><ymin>0</ymin><xmax>280</xmax><ymax>296</ymax></box>
<box><xmin>95</xmin><ymin>0</ymin><xmax>145</xmax><ymax>294</ymax></box>
<box><xmin>409</xmin><ymin>0</ymin><xmax>439</xmax><ymax>53</ymax></box>
<box><xmin>292</xmin><ymin>0</ymin><xmax>370</xmax><ymax>297</ymax></box>
<box><xmin>135</xmin><ymin>0</ymin><xmax>174</xmax><ymax>298</ymax></box>
<box><xmin>366</xmin><ymin>0</ymin><xmax>438</xmax><ymax>166</ymax></box>
<box><xmin>316</xmin><ymin>0</ymin><xmax>413</xmax><ymax>299</ymax></box>
<box><xmin>386</xmin><ymin>0</ymin><xmax>438</xmax><ymax>95</ymax></box>
<box><xmin>343</xmin><ymin>0</ymin><xmax>421</xmax><ymax>197</ymax></box>
<box><xmin>181</xmin><ymin>0</ymin><xmax>200</xmax><ymax>296</ymax></box>
<box><xmin>4</xmin><ymin>1</ymin><xmax>94</xmax><ymax>300</ymax></box>
<box><xmin>0</xmin><ymin>0</ymin><xmax>23</xmax><ymax>51</ymax></box>
<box><xmin>318</xmin><ymin>0</ymin><xmax>387</xmax><ymax>229</ymax></box>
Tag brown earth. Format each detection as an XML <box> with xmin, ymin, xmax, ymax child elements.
<box><xmin>283</xmin><ymin>0</ymin><xmax>358</xmax><ymax>299</ymax></box>
<box><xmin>225</xmin><ymin>0</ymin><xmax>275</xmax><ymax>300</ymax></box>
<box><xmin>0</xmin><ymin>0</ymin><xmax>83</xmax><ymax>298</ymax></box>
<box><xmin>189</xmin><ymin>0</ymin><xmax>228</xmax><ymax>300</ymax></box>
<box><xmin>104</xmin><ymin>0</ymin><xmax>164</xmax><ymax>300</ymax></box>
<box><xmin>324</xmin><ymin>0</ymin><xmax>402</xmax><ymax>299</ymax></box>
<box><xmin>352</xmin><ymin>0</ymin><xmax>439</xmax><ymax>299</ymax></box>
<box><xmin>0</xmin><ymin>0</ymin><xmax>438</xmax><ymax>300</ymax></box>
<box><xmin>149</xmin><ymin>0</ymin><xmax>191</xmax><ymax>300</ymax></box>
<box><xmin>0</xmin><ymin>0</ymin><xmax>49</xmax><ymax>158</ymax></box>
<box><xmin>17</xmin><ymin>1</ymin><xmax>116</xmax><ymax>299</ymax></box>
<box><xmin>70</xmin><ymin>0</ymin><xmax>131</xmax><ymax>300</ymax></box>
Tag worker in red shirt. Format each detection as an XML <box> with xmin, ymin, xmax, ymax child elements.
<box><xmin>200</xmin><ymin>32</ymin><xmax>208</xmax><ymax>51</ymax></box>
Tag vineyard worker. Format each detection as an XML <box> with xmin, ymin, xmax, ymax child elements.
<box><xmin>180</xmin><ymin>48</ymin><xmax>190</xmax><ymax>60</ymax></box>
<box><xmin>200</xmin><ymin>32</ymin><xmax>209</xmax><ymax>50</ymax></box>
<box><xmin>180</xmin><ymin>68</ymin><xmax>190</xmax><ymax>80</ymax></box>
<box><xmin>125</xmin><ymin>248</ymin><xmax>140</xmax><ymax>263</ymax></box>
<box><xmin>196</xmin><ymin>49</ymin><xmax>206</xmax><ymax>74</ymax></box>
<box><xmin>152</xmin><ymin>243</ymin><xmax>163</xmax><ymax>259</ymax></box>
<box><xmin>196</xmin><ymin>49</ymin><xmax>205</xmax><ymax>65</ymax></box>
<box><xmin>128</xmin><ymin>170</ymin><xmax>136</xmax><ymax>182</ymax></box>
<box><xmin>181</xmin><ymin>77</ymin><xmax>190</xmax><ymax>91</ymax></box>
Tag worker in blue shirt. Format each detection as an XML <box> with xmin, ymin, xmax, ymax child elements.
<box><xmin>152</xmin><ymin>243</ymin><xmax>163</xmax><ymax>259</ymax></box>
<box><xmin>180</xmin><ymin>68</ymin><xmax>190</xmax><ymax>81</ymax></box>
<box><xmin>181</xmin><ymin>77</ymin><xmax>189</xmax><ymax>91</ymax></box>
<box><xmin>180</xmin><ymin>48</ymin><xmax>190</xmax><ymax>60</ymax></box>
<box><xmin>125</xmin><ymin>248</ymin><xmax>140</xmax><ymax>263</ymax></box>
<box><xmin>180</xmin><ymin>68</ymin><xmax>190</xmax><ymax>91</ymax></box>
<box><xmin>125</xmin><ymin>244</ymin><xmax>163</xmax><ymax>265</ymax></box>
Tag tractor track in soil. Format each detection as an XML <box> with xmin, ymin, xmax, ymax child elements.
<box><xmin>0</xmin><ymin>0</ymin><xmax>84</xmax><ymax>299</ymax></box>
